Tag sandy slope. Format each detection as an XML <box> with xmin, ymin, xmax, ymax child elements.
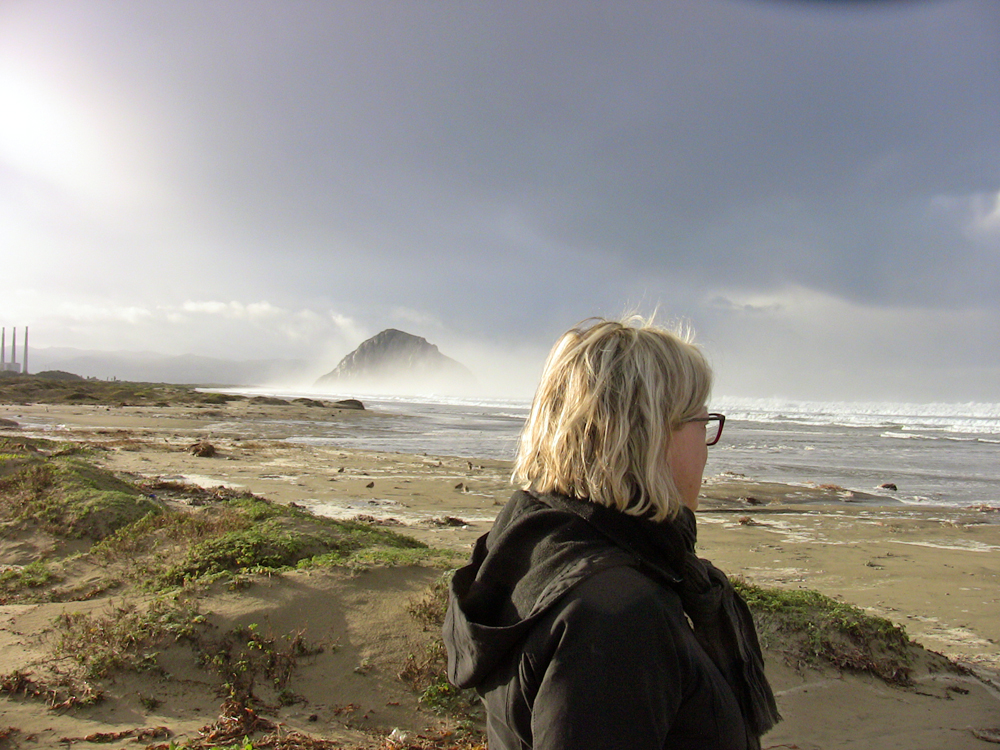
<box><xmin>1</xmin><ymin>401</ymin><xmax>998</xmax><ymax>749</ymax></box>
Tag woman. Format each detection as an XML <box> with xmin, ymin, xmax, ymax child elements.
<box><xmin>443</xmin><ymin>318</ymin><xmax>779</xmax><ymax>749</ymax></box>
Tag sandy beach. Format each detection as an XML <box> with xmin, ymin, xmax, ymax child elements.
<box><xmin>1</xmin><ymin>399</ymin><xmax>998</xmax><ymax>749</ymax></box>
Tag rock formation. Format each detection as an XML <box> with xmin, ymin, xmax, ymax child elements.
<box><xmin>315</xmin><ymin>329</ymin><xmax>474</xmax><ymax>393</ymax></box>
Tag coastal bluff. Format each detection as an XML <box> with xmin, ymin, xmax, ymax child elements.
<box><xmin>315</xmin><ymin>328</ymin><xmax>474</xmax><ymax>392</ymax></box>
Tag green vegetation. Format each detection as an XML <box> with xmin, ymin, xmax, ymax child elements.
<box><xmin>54</xmin><ymin>597</ymin><xmax>205</xmax><ymax>680</ymax></box>
<box><xmin>1</xmin><ymin>437</ymin><xmax>448</xmax><ymax>606</ymax></box>
<box><xmin>401</xmin><ymin>574</ymin><xmax>483</xmax><ymax>722</ymax></box>
<box><xmin>33</xmin><ymin>370</ymin><xmax>84</xmax><ymax>381</ymax></box>
<box><xmin>0</xmin><ymin>440</ymin><xmax>465</xmax><ymax>745</ymax></box>
<box><xmin>0</xmin><ymin>437</ymin><xmax>157</xmax><ymax>540</ymax></box>
<box><xmin>0</xmin><ymin>561</ymin><xmax>57</xmax><ymax>602</ymax></box>
<box><xmin>35</xmin><ymin>599</ymin><xmax>319</xmax><ymax>729</ymax></box>
<box><xmin>310</xmin><ymin>543</ymin><xmax>464</xmax><ymax>570</ymax></box>
<box><xmin>158</xmin><ymin>511</ymin><xmax>434</xmax><ymax>586</ymax></box>
<box><xmin>733</xmin><ymin>578</ymin><xmax>914</xmax><ymax>684</ymax></box>
<box><xmin>0</xmin><ymin>434</ymin><xmax>59</xmax><ymax>459</ymax></box>
<box><xmin>0</xmin><ymin>375</ymin><xmax>248</xmax><ymax>407</ymax></box>
<box><xmin>200</xmin><ymin>622</ymin><xmax>319</xmax><ymax>709</ymax></box>
<box><xmin>95</xmin><ymin>492</ymin><xmax>435</xmax><ymax>588</ymax></box>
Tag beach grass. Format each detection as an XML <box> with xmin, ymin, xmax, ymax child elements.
<box><xmin>54</xmin><ymin>596</ymin><xmax>205</xmax><ymax>680</ymax></box>
<box><xmin>0</xmin><ymin>438</ymin><xmax>470</xmax><ymax>734</ymax></box>
<box><xmin>0</xmin><ymin>436</ymin><xmax>158</xmax><ymax>541</ymax></box>
<box><xmin>0</xmin><ymin>438</ymin><xmax>449</xmax><ymax>606</ymax></box>
<box><xmin>734</xmin><ymin>578</ymin><xmax>914</xmax><ymax>684</ymax></box>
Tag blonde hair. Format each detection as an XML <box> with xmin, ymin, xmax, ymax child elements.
<box><xmin>513</xmin><ymin>317</ymin><xmax>712</xmax><ymax>521</ymax></box>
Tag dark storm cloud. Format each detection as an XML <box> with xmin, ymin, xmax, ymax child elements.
<box><xmin>73</xmin><ymin>0</ymin><xmax>995</xmax><ymax>314</ymax></box>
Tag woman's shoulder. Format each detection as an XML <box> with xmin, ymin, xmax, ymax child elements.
<box><xmin>550</xmin><ymin>564</ymin><xmax>686</xmax><ymax>632</ymax></box>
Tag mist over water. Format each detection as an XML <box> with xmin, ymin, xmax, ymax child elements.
<box><xmin>281</xmin><ymin>338</ymin><xmax>549</xmax><ymax>402</ymax></box>
<box><xmin>211</xmin><ymin>387</ymin><xmax>1000</xmax><ymax>508</ymax></box>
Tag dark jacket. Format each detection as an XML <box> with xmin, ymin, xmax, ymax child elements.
<box><xmin>444</xmin><ymin>490</ymin><xmax>752</xmax><ymax>750</ymax></box>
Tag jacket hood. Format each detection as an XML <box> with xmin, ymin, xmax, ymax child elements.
<box><xmin>444</xmin><ymin>491</ymin><xmax>687</xmax><ymax>689</ymax></box>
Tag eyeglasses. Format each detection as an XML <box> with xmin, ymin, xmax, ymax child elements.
<box><xmin>683</xmin><ymin>413</ymin><xmax>726</xmax><ymax>446</ymax></box>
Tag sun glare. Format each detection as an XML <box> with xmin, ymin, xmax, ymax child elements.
<box><xmin>0</xmin><ymin>71</ymin><xmax>92</xmax><ymax>180</ymax></box>
<box><xmin>0</xmin><ymin>66</ymin><xmax>147</xmax><ymax>210</ymax></box>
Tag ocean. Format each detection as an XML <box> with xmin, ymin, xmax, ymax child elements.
<box><xmin>215</xmin><ymin>389</ymin><xmax>1000</xmax><ymax>509</ymax></box>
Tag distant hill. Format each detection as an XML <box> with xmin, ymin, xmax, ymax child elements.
<box><xmin>35</xmin><ymin>370</ymin><xmax>85</xmax><ymax>381</ymax></box>
<box><xmin>28</xmin><ymin>348</ymin><xmax>308</xmax><ymax>386</ymax></box>
<box><xmin>315</xmin><ymin>329</ymin><xmax>474</xmax><ymax>394</ymax></box>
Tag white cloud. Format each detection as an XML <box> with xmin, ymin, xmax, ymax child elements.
<box><xmin>17</xmin><ymin>296</ymin><xmax>366</xmax><ymax>363</ymax></box>
<box><xmin>275</xmin><ymin>310</ymin><xmax>332</xmax><ymax>342</ymax></box>
<box><xmin>180</xmin><ymin>300</ymin><xmax>284</xmax><ymax>319</ymax></box>
<box><xmin>181</xmin><ymin>300</ymin><xmax>229</xmax><ymax>315</ymax></box>
<box><xmin>244</xmin><ymin>302</ymin><xmax>282</xmax><ymax>319</ymax></box>
<box><xmin>930</xmin><ymin>190</ymin><xmax>1000</xmax><ymax>241</ymax></box>
<box><xmin>968</xmin><ymin>190</ymin><xmax>1000</xmax><ymax>237</ymax></box>
<box><xmin>705</xmin><ymin>295</ymin><xmax>783</xmax><ymax>315</ymax></box>
<box><xmin>56</xmin><ymin>302</ymin><xmax>154</xmax><ymax>325</ymax></box>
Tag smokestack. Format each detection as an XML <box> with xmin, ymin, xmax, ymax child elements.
<box><xmin>1</xmin><ymin>328</ymin><xmax>5</xmax><ymax>367</ymax></box>
<box><xmin>11</xmin><ymin>328</ymin><xmax>17</xmax><ymax>371</ymax></box>
<box><xmin>23</xmin><ymin>326</ymin><xmax>28</xmax><ymax>376</ymax></box>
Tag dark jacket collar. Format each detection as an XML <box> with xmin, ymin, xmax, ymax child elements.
<box><xmin>532</xmin><ymin>490</ymin><xmax>693</xmax><ymax>587</ymax></box>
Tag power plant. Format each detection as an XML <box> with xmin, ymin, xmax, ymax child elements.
<box><xmin>1</xmin><ymin>327</ymin><xmax>28</xmax><ymax>374</ymax></box>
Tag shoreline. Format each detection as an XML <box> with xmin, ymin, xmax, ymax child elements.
<box><xmin>2</xmin><ymin>399</ymin><xmax>999</xmax><ymax>748</ymax></box>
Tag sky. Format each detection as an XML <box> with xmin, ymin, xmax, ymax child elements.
<box><xmin>1</xmin><ymin>0</ymin><xmax>998</xmax><ymax>402</ymax></box>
